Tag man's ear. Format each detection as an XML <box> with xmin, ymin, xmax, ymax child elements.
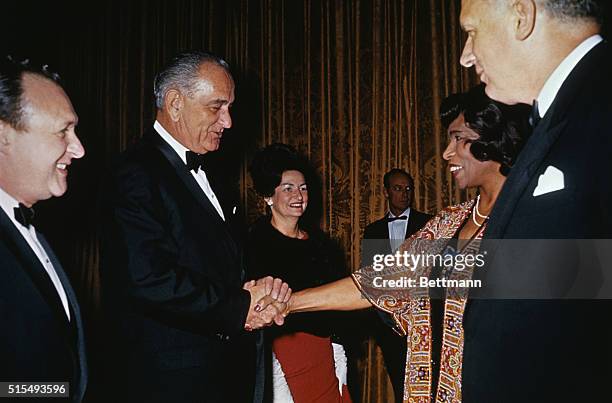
<box><xmin>164</xmin><ymin>89</ymin><xmax>183</xmax><ymax>122</ymax></box>
<box><xmin>383</xmin><ymin>187</ymin><xmax>390</xmax><ymax>200</ymax></box>
<box><xmin>0</xmin><ymin>121</ymin><xmax>13</xmax><ymax>148</ymax></box>
<box><xmin>513</xmin><ymin>0</ymin><xmax>537</xmax><ymax>41</ymax></box>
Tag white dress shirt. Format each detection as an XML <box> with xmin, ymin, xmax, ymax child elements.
<box><xmin>154</xmin><ymin>121</ymin><xmax>225</xmax><ymax>221</ymax></box>
<box><xmin>387</xmin><ymin>207</ymin><xmax>411</xmax><ymax>253</ymax></box>
<box><xmin>536</xmin><ymin>34</ymin><xmax>603</xmax><ymax>118</ymax></box>
<box><xmin>0</xmin><ymin>186</ymin><xmax>71</xmax><ymax>320</ymax></box>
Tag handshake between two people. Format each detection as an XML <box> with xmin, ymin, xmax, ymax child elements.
<box><xmin>243</xmin><ymin>276</ymin><xmax>292</xmax><ymax>331</ymax></box>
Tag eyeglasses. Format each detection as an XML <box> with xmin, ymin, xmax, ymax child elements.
<box><xmin>391</xmin><ymin>186</ymin><xmax>412</xmax><ymax>192</ymax></box>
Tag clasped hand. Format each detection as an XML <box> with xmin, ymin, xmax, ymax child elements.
<box><xmin>243</xmin><ymin>276</ymin><xmax>291</xmax><ymax>331</ymax></box>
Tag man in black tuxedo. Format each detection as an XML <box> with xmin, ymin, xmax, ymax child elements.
<box><xmin>101</xmin><ymin>51</ymin><xmax>289</xmax><ymax>403</ymax></box>
<box><xmin>362</xmin><ymin>169</ymin><xmax>431</xmax><ymax>403</ymax></box>
<box><xmin>0</xmin><ymin>57</ymin><xmax>87</xmax><ymax>402</ymax></box>
<box><xmin>458</xmin><ymin>1</ymin><xmax>612</xmax><ymax>401</ymax></box>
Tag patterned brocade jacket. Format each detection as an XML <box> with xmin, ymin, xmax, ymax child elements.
<box><xmin>354</xmin><ymin>199</ymin><xmax>484</xmax><ymax>403</ymax></box>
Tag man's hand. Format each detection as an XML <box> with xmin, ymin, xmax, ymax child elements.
<box><xmin>255</xmin><ymin>276</ymin><xmax>292</xmax><ymax>303</ymax></box>
<box><xmin>257</xmin><ymin>294</ymin><xmax>291</xmax><ymax>319</ymax></box>
<box><xmin>243</xmin><ymin>277</ymin><xmax>291</xmax><ymax>330</ymax></box>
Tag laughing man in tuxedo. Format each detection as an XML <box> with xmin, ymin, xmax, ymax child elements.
<box><xmin>362</xmin><ymin>168</ymin><xmax>431</xmax><ymax>403</ymax></box>
<box><xmin>102</xmin><ymin>51</ymin><xmax>290</xmax><ymax>403</ymax></box>
<box><xmin>0</xmin><ymin>57</ymin><xmax>87</xmax><ymax>402</ymax></box>
<box><xmin>458</xmin><ymin>1</ymin><xmax>612</xmax><ymax>401</ymax></box>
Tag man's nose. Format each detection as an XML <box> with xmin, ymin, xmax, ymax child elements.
<box><xmin>460</xmin><ymin>37</ymin><xmax>475</xmax><ymax>68</ymax></box>
<box><xmin>220</xmin><ymin>108</ymin><xmax>232</xmax><ymax>129</ymax></box>
<box><xmin>67</xmin><ymin>132</ymin><xmax>85</xmax><ymax>159</ymax></box>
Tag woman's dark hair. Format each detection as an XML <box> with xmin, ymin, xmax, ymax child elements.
<box><xmin>440</xmin><ymin>84</ymin><xmax>532</xmax><ymax>176</ymax></box>
<box><xmin>440</xmin><ymin>91</ymin><xmax>467</xmax><ymax>129</ymax></box>
<box><xmin>249</xmin><ymin>143</ymin><xmax>307</xmax><ymax>197</ymax></box>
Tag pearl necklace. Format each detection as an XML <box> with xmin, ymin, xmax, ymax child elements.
<box><xmin>471</xmin><ymin>195</ymin><xmax>489</xmax><ymax>227</ymax></box>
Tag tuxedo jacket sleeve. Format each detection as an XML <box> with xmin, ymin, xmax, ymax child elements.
<box><xmin>102</xmin><ymin>132</ymin><xmax>251</xmax><ymax>337</ymax></box>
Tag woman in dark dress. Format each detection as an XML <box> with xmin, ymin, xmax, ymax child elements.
<box><xmin>247</xmin><ymin>143</ymin><xmax>353</xmax><ymax>403</ymax></box>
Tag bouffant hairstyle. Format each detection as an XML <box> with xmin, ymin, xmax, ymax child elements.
<box><xmin>439</xmin><ymin>85</ymin><xmax>532</xmax><ymax>176</ymax></box>
<box><xmin>249</xmin><ymin>143</ymin><xmax>307</xmax><ymax>197</ymax></box>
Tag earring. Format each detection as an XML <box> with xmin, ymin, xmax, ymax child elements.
<box><xmin>266</xmin><ymin>199</ymin><xmax>273</xmax><ymax>207</ymax></box>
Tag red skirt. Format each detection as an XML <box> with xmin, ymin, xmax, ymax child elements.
<box><xmin>273</xmin><ymin>332</ymin><xmax>352</xmax><ymax>403</ymax></box>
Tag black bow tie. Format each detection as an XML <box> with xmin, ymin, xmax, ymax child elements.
<box><xmin>14</xmin><ymin>203</ymin><xmax>35</xmax><ymax>228</ymax></box>
<box><xmin>186</xmin><ymin>151</ymin><xmax>207</xmax><ymax>173</ymax></box>
<box><xmin>529</xmin><ymin>100</ymin><xmax>541</xmax><ymax>128</ymax></box>
<box><xmin>387</xmin><ymin>215</ymin><xmax>407</xmax><ymax>222</ymax></box>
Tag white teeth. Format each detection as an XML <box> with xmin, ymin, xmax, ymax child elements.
<box><xmin>57</xmin><ymin>163</ymin><xmax>67</xmax><ymax>170</ymax></box>
<box><xmin>289</xmin><ymin>203</ymin><xmax>302</xmax><ymax>207</ymax></box>
<box><xmin>450</xmin><ymin>166</ymin><xmax>462</xmax><ymax>173</ymax></box>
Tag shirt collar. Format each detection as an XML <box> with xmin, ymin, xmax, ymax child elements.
<box><xmin>388</xmin><ymin>207</ymin><xmax>411</xmax><ymax>219</ymax></box>
<box><xmin>536</xmin><ymin>34</ymin><xmax>603</xmax><ymax>118</ymax></box>
<box><xmin>154</xmin><ymin>120</ymin><xmax>190</xmax><ymax>165</ymax></box>
<box><xmin>0</xmin><ymin>185</ymin><xmax>22</xmax><ymax>225</ymax></box>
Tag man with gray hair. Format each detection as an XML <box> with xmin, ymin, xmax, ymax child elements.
<box><xmin>458</xmin><ymin>0</ymin><xmax>611</xmax><ymax>401</ymax></box>
<box><xmin>102</xmin><ymin>51</ymin><xmax>289</xmax><ymax>403</ymax></box>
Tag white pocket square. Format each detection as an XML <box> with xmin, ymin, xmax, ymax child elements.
<box><xmin>533</xmin><ymin>165</ymin><xmax>564</xmax><ymax>196</ymax></box>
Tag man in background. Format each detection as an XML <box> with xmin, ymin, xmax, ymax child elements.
<box><xmin>0</xmin><ymin>56</ymin><xmax>87</xmax><ymax>402</ymax></box>
<box><xmin>362</xmin><ymin>168</ymin><xmax>431</xmax><ymax>403</ymax></box>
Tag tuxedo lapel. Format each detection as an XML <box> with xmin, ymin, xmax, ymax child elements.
<box><xmin>485</xmin><ymin>115</ymin><xmax>567</xmax><ymax>239</ymax></box>
<box><xmin>379</xmin><ymin>215</ymin><xmax>391</xmax><ymax>240</ymax></box>
<box><xmin>206</xmin><ymin>171</ymin><xmax>238</xmax><ymax>224</ymax></box>
<box><xmin>147</xmin><ymin>131</ymin><xmax>228</xmax><ymax>227</ymax></box>
<box><xmin>37</xmin><ymin>233</ymin><xmax>88</xmax><ymax>402</ymax></box>
<box><xmin>0</xmin><ymin>210</ymin><xmax>70</xmax><ymax>329</ymax></box>
<box><xmin>146</xmin><ymin>131</ymin><xmax>239</xmax><ymax>260</ymax></box>
<box><xmin>376</xmin><ymin>215</ymin><xmax>394</xmax><ymax>253</ymax></box>
<box><xmin>405</xmin><ymin>212</ymin><xmax>420</xmax><ymax>239</ymax></box>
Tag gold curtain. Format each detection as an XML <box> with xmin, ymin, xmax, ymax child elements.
<box><xmin>18</xmin><ymin>0</ymin><xmax>477</xmax><ymax>401</ymax></box>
